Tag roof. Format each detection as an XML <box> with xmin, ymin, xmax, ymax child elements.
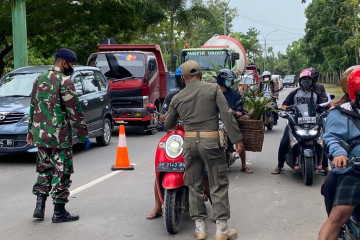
<box><xmin>7</xmin><ymin>65</ymin><xmax>100</xmax><ymax>75</ymax></box>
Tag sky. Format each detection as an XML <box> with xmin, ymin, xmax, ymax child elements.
<box><xmin>228</xmin><ymin>0</ymin><xmax>311</xmax><ymax>54</ymax></box>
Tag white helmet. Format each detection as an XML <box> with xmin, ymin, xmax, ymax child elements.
<box><xmin>261</xmin><ymin>71</ymin><xmax>271</xmax><ymax>77</ymax></box>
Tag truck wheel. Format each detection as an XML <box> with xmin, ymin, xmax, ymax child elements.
<box><xmin>96</xmin><ymin>118</ymin><xmax>112</xmax><ymax>146</ymax></box>
<box><xmin>302</xmin><ymin>156</ymin><xmax>314</xmax><ymax>186</ymax></box>
<box><xmin>164</xmin><ymin>188</ymin><xmax>182</xmax><ymax>234</ymax></box>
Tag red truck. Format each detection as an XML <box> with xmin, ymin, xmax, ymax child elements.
<box><xmin>87</xmin><ymin>44</ymin><xmax>168</xmax><ymax>132</ymax></box>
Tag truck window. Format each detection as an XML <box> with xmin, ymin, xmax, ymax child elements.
<box><xmin>182</xmin><ymin>50</ymin><xmax>227</xmax><ymax>70</ymax></box>
<box><xmin>148</xmin><ymin>56</ymin><xmax>157</xmax><ymax>81</ymax></box>
<box><xmin>88</xmin><ymin>53</ymin><xmax>145</xmax><ymax>80</ymax></box>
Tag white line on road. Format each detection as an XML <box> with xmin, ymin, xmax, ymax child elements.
<box><xmin>70</xmin><ymin>163</ymin><xmax>137</xmax><ymax>196</ymax></box>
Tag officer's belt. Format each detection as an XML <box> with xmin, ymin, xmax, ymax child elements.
<box><xmin>184</xmin><ymin>131</ymin><xmax>219</xmax><ymax>138</ymax></box>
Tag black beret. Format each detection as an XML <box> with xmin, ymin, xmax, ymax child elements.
<box><xmin>54</xmin><ymin>48</ymin><xmax>77</xmax><ymax>62</ymax></box>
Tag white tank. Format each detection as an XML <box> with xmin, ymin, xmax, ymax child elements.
<box><xmin>203</xmin><ymin>34</ymin><xmax>247</xmax><ymax>73</ymax></box>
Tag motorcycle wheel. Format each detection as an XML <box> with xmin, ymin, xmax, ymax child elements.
<box><xmin>164</xmin><ymin>188</ymin><xmax>182</xmax><ymax>234</ymax></box>
<box><xmin>302</xmin><ymin>156</ymin><xmax>314</xmax><ymax>186</ymax></box>
<box><xmin>266</xmin><ymin>122</ymin><xmax>274</xmax><ymax>131</ymax></box>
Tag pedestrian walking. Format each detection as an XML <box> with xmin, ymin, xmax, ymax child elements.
<box><xmin>165</xmin><ymin>60</ymin><xmax>243</xmax><ymax>240</ymax></box>
<box><xmin>27</xmin><ymin>48</ymin><xmax>89</xmax><ymax>223</ymax></box>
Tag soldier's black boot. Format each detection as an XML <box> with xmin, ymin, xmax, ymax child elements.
<box><xmin>33</xmin><ymin>194</ymin><xmax>47</xmax><ymax>219</ymax></box>
<box><xmin>52</xmin><ymin>203</ymin><xmax>79</xmax><ymax>223</ymax></box>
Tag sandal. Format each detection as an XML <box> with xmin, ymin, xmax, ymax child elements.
<box><xmin>146</xmin><ymin>211</ymin><xmax>162</xmax><ymax>220</ymax></box>
<box><xmin>271</xmin><ymin>167</ymin><xmax>283</xmax><ymax>175</ymax></box>
<box><xmin>241</xmin><ymin>167</ymin><xmax>253</xmax><ymax>174</ymax></box>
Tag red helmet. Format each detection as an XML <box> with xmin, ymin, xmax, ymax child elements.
<box><xmin>299</xmin><ymin>68</ymin><xmax>315</xmax><ymax>80</ymax></box>
<box><xmin>348</xmin><ymin>66</ymin><xmax>360</xmax><ymax>101</ymax></box>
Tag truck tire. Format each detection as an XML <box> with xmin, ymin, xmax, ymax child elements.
<box><xmin>96</xmin><ymin>118</ymin><xmax>112</xmax><ymax>146</ymax></box>
<box><xmin>164</xmin><ymin>188</ymin><xmax>182</xmax><ymax>234</ymax></box>
<box><xmin>302</xmin><ymin>156</ymin><xmax>314</xmax><ymax>186</ymax></box>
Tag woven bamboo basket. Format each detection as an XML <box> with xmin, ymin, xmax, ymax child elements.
<box><xmin>237</xmin><ymin>118</ymin><xmax>264</xmax><ymax>152</ymax></box>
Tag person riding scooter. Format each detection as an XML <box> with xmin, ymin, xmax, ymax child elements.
<box><xmin>271</xmin><ymin>68</ymin><xmax>324</xmax><ymax>174</ymax></box>
<box><xmin>258</xmin><ymin>71</ymin><xmax>279</xmax><ymax>125</ymax></box>
<box><xmin>319</xmin><ymin>66</ymin><xmax>360</xmax><ymax>240</ymax></box>
<box><xmin>217</xmin><ymin>69</ymin><xmax>253</xmax><ymax>173</ymax></box>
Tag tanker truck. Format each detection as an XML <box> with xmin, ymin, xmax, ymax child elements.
<box><xmin>180</xmin><ymin>34</ymin><xmax>246</xmax><ymax>82</ymax></box>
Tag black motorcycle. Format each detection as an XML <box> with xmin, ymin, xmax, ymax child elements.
<box><xmin>280</xmin><ymin>103</ymin><xmax>327</xmax><ymax>185</ymax></box>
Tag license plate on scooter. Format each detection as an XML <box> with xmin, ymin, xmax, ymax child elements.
<box><xmin>157</xmin><ymin>162</ymin><xmax>185</xmax><ymax>172</ymax></box>
<box><xmin>298</xmin><ymin>117</ymin><xmax>316</xmax><ymax>124</ymax></box>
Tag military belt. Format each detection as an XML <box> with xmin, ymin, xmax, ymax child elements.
<box><xmin>184</xmin><ymin>131</ymin><xmax>219</xmax><ymax>138</ymax></box>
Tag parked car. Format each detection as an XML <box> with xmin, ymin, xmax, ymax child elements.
<box><xmin>283</xmin><ymin>74</ymin><xmax>298</xmax><ymax>87</ymax></box>
<box><xmin>271</xmin><ymin>74</ymin><xmax>283</xmax><ymax>90</ymax></box>
<box><xmin>0</xmin><ymin>65</ymin><xmax>113</xmax><ymax>153</ymax></box>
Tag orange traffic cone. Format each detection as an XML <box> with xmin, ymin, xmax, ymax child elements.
<box><xmin>111</xmin><ymin>125</ymin><xmax>134</xmax><ymax>171</ymax></box>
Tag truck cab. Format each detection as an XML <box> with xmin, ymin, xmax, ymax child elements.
<box><xmin>87</xmin><ymin>44</ymin><xmax>168</xmax><ymax>131</ymax></box>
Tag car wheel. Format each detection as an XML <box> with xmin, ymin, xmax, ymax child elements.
<box><xmin>96</xmin><ymin>118</ymin><xmax>112</xmax><ymax>146</ymax></box>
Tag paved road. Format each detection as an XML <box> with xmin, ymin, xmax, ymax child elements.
<box><xmin>0</xmin><ymin>87</ymin><xmax>328</xmax><ymax>240</ymax></box>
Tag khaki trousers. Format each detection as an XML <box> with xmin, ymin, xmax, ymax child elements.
<box><xmin>182</xmin><ymin>134</ymin><xmax>230</xmax><ymax>220</ymax></box>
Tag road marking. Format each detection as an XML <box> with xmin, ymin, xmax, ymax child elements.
<box><xmin>70</xmin><ymin>163</ymin><xmax>137</xmax><ymax>196</ymax></box>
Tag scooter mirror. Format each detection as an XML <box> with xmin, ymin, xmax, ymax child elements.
<box><xmin>280</xmin><ymin>111</ymin><xmax>289</xmax><ymax>119</ymax></box>
<box><xmin>330</xmin><ymin>94</ymin><xmax>335</xmax><ymax>100</ymax></box>
<box><xmin>146</xmin><ymin>103</ymin><xmax>156</xmax><ymax>114</ymax></box>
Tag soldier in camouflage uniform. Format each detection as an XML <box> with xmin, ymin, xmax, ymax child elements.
<box><xmin>26</xmin><ymin>48</ymin><xmax>89</xmax><ymax>223</ymax></box>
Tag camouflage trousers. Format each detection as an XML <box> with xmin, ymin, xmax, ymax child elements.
<box><xmin>32</xmin><ymin>147</ymin><xmax>74</xmax><ymax>204</ymax></box>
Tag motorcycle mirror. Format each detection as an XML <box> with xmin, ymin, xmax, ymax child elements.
<box><xmin>280</xmin><ymin>111</ymin><xmax>289</xmax><ymax>119</ymax></box>
<box><xmin>330</xmin><ymin>94</ymin><xmax>335</xmax><ymax>100</ymax></box>
<box><xmin>146</xmin><ymin>103</ymin><xmax>156</xmax><ymax>114</ymax></box>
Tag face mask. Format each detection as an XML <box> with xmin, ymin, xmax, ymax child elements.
<box><xmin>264</xmin><ymin>77</ymin><xmax>270</xmax><ymax>81</ymax></box>
<box><xmin>225</xmin><ymin>80</ymin><xmax>232</xmax><ymax>88</ymax></box>
<box><xmin>301</xmin><ymin>80</ymin><xmax>312</xmax><ymax>90</ymax></box>
<box><xmin>63</xmin><ymin>62</ymin><xmax>74</xmax><ymax>76</ymax></box>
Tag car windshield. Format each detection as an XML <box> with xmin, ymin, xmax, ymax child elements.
<box><xmin>88</xmin><ymin>53</ymin><xmax>145</xmax><ymax>80</ymax></box>
<box><xmin>239</xmin><ymin>74</ymin><xmax>254</xmax><ymax>84</ymax></box>
<box><xmin>182</xmin><ymin>50</ymin><xmax>228</xmax><ymax>71</ymax></box>
<box><xmin>0</xmin><ymin>73</ymin><xmax>40</xmax><ymax>97</ymax></box>
<box><xmin>284</xmin><ymin>75</ymin><xmax>295</xmax><ymax>81</ymax></box>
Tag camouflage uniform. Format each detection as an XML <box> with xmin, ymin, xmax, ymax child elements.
<box><xmin>28</xmin><ymin>66</ymin><xmax>88</xmax><ymax>204</ymax></box>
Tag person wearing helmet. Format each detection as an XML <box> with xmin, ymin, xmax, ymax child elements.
<box><xmin>271</xmin><ymin>68</ymin><xmax>325</xmax><ymax>174</ymax></box>
<box><xmin>320</xmin><ymin>65</ymin><xmax>359</xmax><ymax>219</ymax></box>
<box><xmin>309</xmin><ymin>67</ymin><xmax>328</xmax><ymax>103</ymax></box>
<box><xmin>217</xmin><ymin>69</ymin><xmax>253</xmax><ymax>173</ymax></box>
<box><xmin>319</xmin><ymin>66</ymin><xmax>360</xmax><ymax>239</ymax></box>
<box><xmin>258</xmin><ymin>71</ymin><xmax>279</xmax><ymax>125</ymax></box>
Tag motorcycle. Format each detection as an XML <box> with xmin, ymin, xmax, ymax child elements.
<box><xmin>219</xmin><ymin>119</ymin><xmax>237</xmax><ymax>168</ymax></box>
<box><xmin>280</xmin><ymin>103</ymin><xmax>327</xmax><ymax>185</ymax></box>
<box><xmin>146</xmin><ymin>103</ymin><xmax>187</xmax><ymax>234</ymax></box>
<box><xmin>263</xmin><ymin>99</ymin><xmax>278</xmax><ymax>131</ymax></box>
<box><xmin>145</xmin><ymin>103</ymin><xmax>211</xmax><ymax>234</ymax></box>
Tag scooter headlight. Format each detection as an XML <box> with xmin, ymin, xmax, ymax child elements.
<box><xmin>295</xmin><ymin>128</ymin><xmax>307</xmax><ymax>136</ymax></box>
<box><xmin>165</xmin><ymin>134</ymin><xmax>183</xmax><ymax>159</ymax></box>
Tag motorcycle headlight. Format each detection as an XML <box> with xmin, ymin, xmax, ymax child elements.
<box><xmin>308</xmin><ymin>129</ymin><xmax>318</xmax><ymax>136</ymax></box>
<box><xmin>295</xmin><ymin>128</ymin><xmax>307</xmax><ymax>136</ymax></box>
<box><xmin>165</xmin><ymin>134</ymin><xmax>183</xmax><ymax>159</ymax></box>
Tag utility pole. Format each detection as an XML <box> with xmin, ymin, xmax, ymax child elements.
<box><xmin>11</xmin><ymin>0</ymin><xmax>28</xmax><ymax>69</ymax></box>
<box><xmin>223</xmin><ymin>0</ymin><xmax>230</xmax><ymax>35</ymax></box>
<box><xmin>259</xmin><ymin>30</ymin><xmax>278</xmax><ymax>71</ymax></box>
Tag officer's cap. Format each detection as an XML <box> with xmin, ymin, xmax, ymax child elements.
<box><xmin>54</xmin><ymin>48</ymin><xmax>77</xmax><ymax>63</ymax></box>
<box><xmin>181</xmin><ymin>60</ymin><xmax>201</xmax><ymax>76</ymax></box>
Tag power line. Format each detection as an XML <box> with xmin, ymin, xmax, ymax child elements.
<box><xmin>237</xmin><ymin>14</ymin><xmax>305</xmax><ymax>36</ymax></box>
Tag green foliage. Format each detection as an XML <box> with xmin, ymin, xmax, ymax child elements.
<box><xmin>241</xmin><ymin>82</ymin><xmax>278</xmax><ymax>120</ymax></box>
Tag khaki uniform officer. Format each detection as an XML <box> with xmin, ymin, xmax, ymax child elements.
<box><xmin>165</xmin><ymin>60</ymin><xmax>243</xmax><ymax>240</ymax></box>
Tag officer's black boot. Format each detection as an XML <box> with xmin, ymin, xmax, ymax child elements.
<box><xmin>33</xmin><ymin>194</ymin><xmax>47</xmax><ymax>219</ymax></box>
<box><xmin>52</xmin><ymin>203</ymin><xmax>79</xmax><ymax>223</ymax></box>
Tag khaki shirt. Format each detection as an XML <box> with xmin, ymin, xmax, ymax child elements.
<box><xmin>164</xmin><ymin>80</ymin><xmax>242</xmax><ymax>143</ymax></box>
